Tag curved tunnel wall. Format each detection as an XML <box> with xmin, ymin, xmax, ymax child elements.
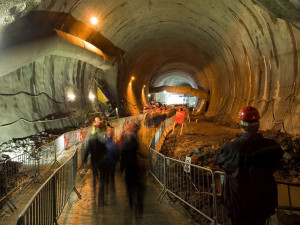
<box><xmin>0</xmin><ymin>54</ymin><xmax>118</xmax><ymax>145</ymax></box>
<box><xmin>116</xmin><ymin>2</ymin><xmax>300</xmax><ymax>135</ymax></box>
<box><xmin>0</xmin><ymin>28</ymin><xmax>118</xmax><ymax>145</ymax></box>
<box><xmin>0</xmin><ymin>0</ymin><xmax>299</xmax><ymax>139</ymax></box>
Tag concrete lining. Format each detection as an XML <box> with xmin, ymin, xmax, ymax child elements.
<box><xmin>0</xmin><ymin>29</ymin><xmax>112</xmax><ymax>78</ymax></box>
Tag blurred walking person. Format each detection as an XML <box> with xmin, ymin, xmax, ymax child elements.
<box><xmin>120</xmin><ymin>122</ymin><xmax>145</xmax><ymax>217</ymax></box>
<box><xmin>83</xmin><ymin>120</ymin><xmax>109</xmax><ymax>207</ymax></box>
<box><xmin>104</xmin><ymin>127</ymin><xmax>118</xmax><ymax>189</ymax></box>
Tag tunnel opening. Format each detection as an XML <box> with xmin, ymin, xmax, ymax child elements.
<box><xmin>149</xmin><ymin>71</ymin><xmax>209</xmax><ymax>113</ymax></box>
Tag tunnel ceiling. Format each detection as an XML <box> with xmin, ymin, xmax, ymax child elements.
<box><xmin>0</xmin><ymin>0</ymin><xmax>300</xmax><ymax>134</ymax></box>
<box><xmin>1</xmin><ymin>0</ymin><xmax>299</xmax><ymax>85</ymax></box>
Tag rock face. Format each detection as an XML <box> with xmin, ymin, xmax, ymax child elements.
<box><xmin>160</xmin><ymin>120</ymin><xmax>300</xmax><ymax>181</ymax></box>
<box><xmin>0</xmin><ymin>0</ymin><xmax>41</xmax><ymax>28</ymax></box>
<box><xmin>252</xmin><ymin>0</ymin><xmax>300</xmax><ymax>29</ymax></box>
<box><xmin>0</xmin><ymin>1</ymin><xmax>300</xmax><ymax>146</ymax></box>
<box><xmin>0</xmin><ymin>53</ymin><xmax>117</xmax><ymax>145</ymax></box>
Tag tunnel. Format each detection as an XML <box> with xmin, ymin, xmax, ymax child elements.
<box><xmin>0</xmin><ymin>0</ymin><xmax>299</xmax><ymax>143</ymax></box>
<box><xmin>0</xmin><ymin>1</ymin><xmax>300</xmax><ymax>224</ymax></box>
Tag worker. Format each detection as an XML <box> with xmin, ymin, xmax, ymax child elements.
<box><xmin>216</xmin><ymin>106</ymin><xmax>283</xmax><ymax>225</ymax></box>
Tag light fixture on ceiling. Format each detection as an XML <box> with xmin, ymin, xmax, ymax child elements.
<box><xmin>90</xmin><ymin>17</ymin><xmax>98</xmax><ymax>25</ymax></box>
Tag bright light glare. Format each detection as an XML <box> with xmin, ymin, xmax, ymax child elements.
<box><xmin>163</xmin><ymin>90</ymin><xmax>167</xmax><ymax>94</ymax></box>
<box><xmin>91</xmin><ymin>17</ymin><xmax>98</xmax><ymax>25</ymax></box>
<box><xmin>131</xmin><ymin>76</ymin><xmax>135</xmax><ymax>80</ymax></box>
<box><xmin>148</xmin><ymin>94</ymin><xmax>151</xmax><ymax>97</ymax></box>
<box><xmin>89</xmin><ymin>93</ymin><xmax>95</xmax><ymax>100</ymax></box>
<box><xmin>67</xmin><ymin>93</ymin><xmax>76</xmax><ymax>101</ymax></box>
<box><xmin>166</xmin><ymin>94</ymin><xmax>184</xmax><ymax>105</ymax></box>
<box><xmin>143</xmin><ymin>85</ymin><xmax>146</xmax><ymax>88</ymax></box>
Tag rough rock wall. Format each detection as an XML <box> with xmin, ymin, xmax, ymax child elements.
<box><xmin>203</xmin><ymin>7</ymin><xmax>300</xmax><ymax>135</ymax></box>
<box><xmin>0</xmin><ymin>55</ymin><xmax>116</xmax><ymax>145</ymax></box>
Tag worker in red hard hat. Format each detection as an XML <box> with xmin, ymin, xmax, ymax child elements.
<box><xmin>92</xmin><ymin>116</ymin><xmax>109</xmax><ymax>135</ymax></box>
<box><xmin>238</xmin><ymin>106</ymin><xmax>261</xmax><ymax>133</ymax></box>
<box><xmin>216</xmin><ymin>106</ymin><xmax>283</xmax><ymax>225</ymax></box>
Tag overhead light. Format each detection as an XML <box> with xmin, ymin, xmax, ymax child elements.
<box><xmin>143</xmin><ymin>85</ymin><xmax>146</xmax><ymax>88</ymax></box>
<box><xmin>148</xmin><ymin>94</ymin><xmax>151</xmax><ymax>97</ymax></box>
<box><xmin>90</xmin><ymin>17</ymin><xmax>98</xmax><ymax>25</ymax></box>
<box><xmin>67</xmin><ymin>93</ymin><xmax>76</xmax><ymax>101</ymax></box>
<box><xmin>131</xmin><ymin>76</ymin><xmax>135</xmax><ymax>80</ymax></box>
<box><xmin>89</xmin><ymin>93</ymin><xmax>95</xmax><ymax>100</ymax></box>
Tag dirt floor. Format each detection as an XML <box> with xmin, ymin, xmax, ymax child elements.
<box><xmin>159</xmin><ymin>116</ymin><xmax>300</xmax><ymax>225</ymax></box>
<box><xmin>1</xmin><ymin>116</ymin><xmax>300</xmax><ymax>224</ymax></box>
<box><xmin>160</xmin><ymin>117</ymin><xmax>300</xmax><ymax>182</ymax></box>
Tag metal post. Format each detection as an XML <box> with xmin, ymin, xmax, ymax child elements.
<box><xmin>3</xmin><ymin>161</ymin><xmax>16</xmax><ymax>212</ymax></box>
<box><xmin>72</xmin><ymin>149</ymin><xmax>81</xmax><ymax>199</ymax></box>
<box><xmin>287</xmin><ymin>185</ymin><xmax>294</xmax><ymax>225</ymax></box>
<box><xmin>211</xmin><ymin>172</ymin><xmax>218</xmax><ymax>225</ymax></box>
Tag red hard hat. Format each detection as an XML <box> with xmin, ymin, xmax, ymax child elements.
<box><xmin>125</xmin><ymin>123</ymin><xmax>134</xmax><ymax>132</ymax></box>
<box><xmin>238</xmin><ymin>106</ymin><xmax>260</xmax><ymax>121</ymax></box>
<box><xmin>95</xmin><ymin>121</ymin><xmax>104</xmax><ymax>128</ymax></box>
<box><xmin>105</xmin><ymin>127</ymin><xmax>114</xmax><ymax>137</ymax></box>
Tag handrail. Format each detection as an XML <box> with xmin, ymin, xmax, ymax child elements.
<box><xmin>1</xmin><ymin>114</ymin><xmax>143</xmax><ymax>216</ymax></box>
<box><xmin>148</xmin><ymin>116</ymin><xmax>300</xmax><ymax>225</ymax></box>
<box><xmin>14</xmin><ymin>114</ymin><xmax>144</xmax><ymax>224</ymax></box>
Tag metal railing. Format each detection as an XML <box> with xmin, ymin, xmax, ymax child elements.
<box><xmin>149</xmin><ymin>148</ymin><xmax>217</xmax><ymax>224</ymax></box>
<box><xmin>0</xmin><ymin>115</ymin><xmax>143</xmax><ymax>212</ymax></box>
<box><xmin>15</xmin><ymin>115</ymin><xmax>144</xmax><ymax>224</ymax></box>
<box><xmin>16</xmin><ymin>149</ymin><xmax>81</xmax><ymax>225</ymax></box>
<box><xmin>148</xmin><ymin>115</ymin><xmax>300</xmax><ymax>225</ymax></box>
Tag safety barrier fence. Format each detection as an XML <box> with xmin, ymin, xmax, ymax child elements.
<box><xmin>17</xmin><ymin>148</ymin><xmax>81</xmax><ymax>225</ymax></box>
<box><xmin>0</xmin><ymin>114</ymin><xmax>143</xmax><ymax>212</ymax></box>
<box><xmin>149</xmin><ymin>148</ymin><xmax>217</xmax><ymax>224</ymax></box>
<box><xmin>148</xmin><ymin>116</ymin><xmax>300</xmax><ymax>225</ymax></box>
<box><xmin>276</xmin><ymin>181</ymin><xmax>300</xmax><ymax>225</ymax></box>
<box><xmin>149</xmin><ymin>149</ymin><xmax>300</xmax><ymax>225</ymax></box>
<box><xmin>15</xmin><ymin>114</ymin><xmax>144</xmax><ymax>224</ymax></box>
<box><xmin>149</xmin><ymin>115</ymin><xmax>175</xmax><ymax>149</ymax></box>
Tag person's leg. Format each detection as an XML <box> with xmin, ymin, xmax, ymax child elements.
<box><xmin>125</xmin><ymin>177</ymin><xmax>133</xmax><ymax>210</ymax></box>
<box><xmin>110</xmin><ymin>165</ymin><xmax>116</xmax><ymax>188</ymax></box>
<box><xmin>137</xmin><ymin>180</ymin><xmax>145</xmax><ymax>216</ymax></box>
<box><xmin>92</xmin><ymin>168</ymin><xmax>97</xmax><ymax>197</ymax></box>
<box><xmin>252</xmin><ymin>219</ymin><xmax>267</xmax><ymax>225</ymax></box>
<box><xmin>98</xmin><ymin>170</ymin><xmax>105</xmax><ymax>206</ymax></box>
<box><xmin>231</xmin><ymin>219</ymin><xmax>251</xmax><ymax>225</ymax></box>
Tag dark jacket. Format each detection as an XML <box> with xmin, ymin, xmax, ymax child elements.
<box><xmin>105</xmin><ymin>137</ymin><xmax>118</xmax><ymax>167</ymax></box>
<box><xmin>84</xmin><ymin>133</ymin><xmax>107</xmax><ymax>171</ymax></box>
<box><xmin>216</xmin><ymin>132</ymin><xmax>283</xmax><ymax>220</ymax></box>
<box><xmin>120</xmin><ymin>133</ymin><xmax>139</xmax><ymax>178</ymax></box>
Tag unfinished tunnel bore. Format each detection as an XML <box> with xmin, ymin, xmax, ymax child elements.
<box><xmin>0</xmin><ymin>0</ymin><xmax>299</xmax><ymax>223</ymax></box>
<box><xmin>0</xmin><ymin>0</ymin><xmax>299</xmax><ymax>141</ymax></box>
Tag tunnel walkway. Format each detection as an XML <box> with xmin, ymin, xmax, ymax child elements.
<box><xmin>58</xmin><ymin>120</ymin><xmax>201</xmax><ymax>225</ymax></box>
<box><xmin>57</xmin><ymin>168</ymin><xmax>199</xmax><ymax>225</ymax></box>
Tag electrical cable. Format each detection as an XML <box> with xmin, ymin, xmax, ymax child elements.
<box><xmin>0</xmin><ymin>91</ymin><xmax>65</xmax><ymax>104</ymax></box>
